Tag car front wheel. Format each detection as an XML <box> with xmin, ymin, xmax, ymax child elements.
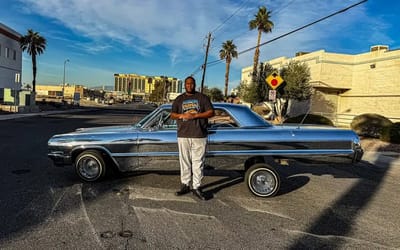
<box><xmin>245</xmin><ymin>163</ymin><xmax>280</xmax><ymax>197</ymax></box>
<box><xmin>75</xmin><ymin>150</ymin><xmax>106</xmax><ymax>182</ymax></box>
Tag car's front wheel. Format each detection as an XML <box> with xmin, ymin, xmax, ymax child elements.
<box><xmin>245</xmin><ymin>163</ymin><xmax>280</xmax><ymax>197</ymax></box>
<box><xmin>75</xmin><ymin>150</ymin><xmax>106</xmax><ymax>182</ymax></box>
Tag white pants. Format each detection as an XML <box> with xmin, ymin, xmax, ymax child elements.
<box><xmin>177</xmin><ymin>137</ymin><xmax>207</xmax><ymax>189</ymax></box>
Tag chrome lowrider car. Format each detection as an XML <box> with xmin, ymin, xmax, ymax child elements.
<box><xmin>48</xmin><ymin>103</ymin><xmax>363</xmax><ymax>197</ymax></box>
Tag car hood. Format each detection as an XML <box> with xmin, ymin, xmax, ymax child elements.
<box><xmin>73</xmin><ymin>125</ymin><xmax>137</xmax><ymax>134</ymax></box>
<box><xmin>48</xmin><ymin>125</ymin><xmax>141</xmax><ymax>146</ymax></box>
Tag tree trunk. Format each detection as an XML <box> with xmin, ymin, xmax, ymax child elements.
<box><xmin>224</xmin><ymin>58</ymin><xmax>231</xmax><ymax>98</ymax></box>
<box><xmin>32</xmin><ymin>54</ymin><xmax>37</xmax><ymax>93</ymax></box>
<box><xmin>252</xmin><ymin>30</ymin><xmax>262</xmax><ymax>81</ymax></box>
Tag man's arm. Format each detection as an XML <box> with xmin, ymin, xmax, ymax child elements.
<box><xmin>170</xmin><ymin>112</ymin><xmax>182</xmax><ymax>120</ymax></box>
<box><xmin>171</xmin><ymin>109</ymin><xmax>214</xmax><ymax>120</ymax></box>
<box><xmin>193</xmin><ymin>109</ymin><xmax>214</xmax><ymax>119</ymax></box>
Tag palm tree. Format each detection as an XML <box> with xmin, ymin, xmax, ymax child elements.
<box><xmin>249</xmin><ymin>6</ymin><xmax>274</xmax><ymax>80</ymax></box>
<box><xmin>219</xmin><ymin>40</ymin><xmax>238</xmax><ymax>98</ymax></box>
<box><xmin>20</xmin><ymin>29</ymin><xmax>47</xmax><ymax>94</ymax></box>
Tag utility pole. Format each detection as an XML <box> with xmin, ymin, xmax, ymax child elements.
<box><xmin>62</xmin><ymin>59</ymin><xmax>69</xmax><ymax>103</ymax></box>
<box><xmin>200</xmin><ymin>32</ymin><xmax>212</xmax><ymax>93</ymax></box>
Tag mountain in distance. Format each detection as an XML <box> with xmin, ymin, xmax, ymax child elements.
<box><xmin>89</xmin><ymin>85</ymin><xmax>114</xmax><ymax>91</ymax></box>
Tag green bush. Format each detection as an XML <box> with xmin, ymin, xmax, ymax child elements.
<box><xmin>380</xmin><ymin>122</ymin><xmax>400</xmax><ymax>144</ymax></box>
<box><xmin>350</xmin><ymin>113</ymin><xmax>393</xmax><ymax>138</ymax></box>
<box><xmin>284</xmin><ymin>114</ymin><xmax>334</xmax><ymax>126</ymax></box>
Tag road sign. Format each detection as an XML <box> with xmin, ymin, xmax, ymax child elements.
<box><xmin>266</xmin><ymin>72</ymin><xmax>284</xmax><ymax>90</ymax></box>
<box><xmin>268</xmin><ymin>90</ymin><xmax>276</xmax><ymax>101</ymax></box>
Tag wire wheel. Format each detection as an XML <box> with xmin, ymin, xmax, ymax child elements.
<box><xmin>245</xmin><ymin>163</ymin><xmax>280</xmax><ymax>197</ymax></box>
<box><xmin>75</xmin><ymin>150</ymin><xmax>106</xmax><ymax>182</ymax></box>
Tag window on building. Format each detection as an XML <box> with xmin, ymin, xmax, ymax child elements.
<box><xmin>13</xmin><ymin>50</ymin><xmax>16</xmax><ymax>60</ymax></box>
<box><xmin>0</xmin><ymin>44</ymin><xmax>2</xmax><ymax>56</ymax></box>
<box><xmin>5</xmin><ymin>47</ymin><xmax>10</xmax><ymax>58</ymax></box>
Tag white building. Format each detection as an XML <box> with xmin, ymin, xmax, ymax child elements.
<box><xmin>0</xmin><ymin>23</ymin><xmax>22</xmax><ymax>90</ymax></box>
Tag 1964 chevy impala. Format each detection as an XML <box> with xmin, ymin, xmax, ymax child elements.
<box><xmin>48</xmin><ymin>103</ymin><xmax>363</xmax><ymax>197</ymax></box>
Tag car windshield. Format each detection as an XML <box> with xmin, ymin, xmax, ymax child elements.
<box><xmin>133</xmin><ymin>108</ymin><xmax>160</xmax><ymax>128</ymax></box>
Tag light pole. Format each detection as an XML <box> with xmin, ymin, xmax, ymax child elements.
<box><xmin>62</xmin><ymin>59</ymin><xmax>70</xmax><ymax>103</ymax></box>
<box><xmin>14</xmin><ymin>73</ymin><xmax>20</xmax><ymax>113</ymax></box>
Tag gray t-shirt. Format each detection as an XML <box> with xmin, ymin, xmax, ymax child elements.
<box><xmin>172</xmin><ymin>92</ymin><xmax>213</xmax><ymax>138</ymax></box>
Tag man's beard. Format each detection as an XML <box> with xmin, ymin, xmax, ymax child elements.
<box><xmin>185</xmin><ymin>88</ymin><xmax>196</xmax><ymax>94</ymax></box>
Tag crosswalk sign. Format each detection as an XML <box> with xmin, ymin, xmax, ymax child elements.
<box><xmin>265</xmin><ymin>72</ymin><xmax>284</xmax><ymax>90</ymax></box>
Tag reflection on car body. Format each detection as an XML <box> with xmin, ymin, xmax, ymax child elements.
<box><xmin>48</xmin><ymin>103</ymin><xmax>363</xmax><ymax>197</ymax></box>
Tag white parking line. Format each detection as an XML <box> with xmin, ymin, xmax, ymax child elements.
<box><xmin>128</xmin><ymin>186</ymin><xmax>197</xmax><ymax>203</ymax></box>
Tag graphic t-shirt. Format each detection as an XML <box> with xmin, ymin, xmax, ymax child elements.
<box><xmin>182</xmin><ymin>99</ymin><xmax>200</xmax><ymax>117</ymax></box>
<box><xmin>172</xmin><ymin>92</ymin><xmax>213</xmax><ymax>138</ymax></box>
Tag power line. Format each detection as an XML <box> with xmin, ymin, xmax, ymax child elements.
<box><xmin>272</xmin><ymin>0</ymin><xmax>297</xmax><ymax>15</ymax></box>
<box><xmin>211</xmin><ymin>0</ymin><xmax>251</xmax><ymax>35</ymax></box>
<box><xmin>206</xmin><ymin>0</ymin><xmax>368</xmax><ymax>67</ymax></box>
<box><xmin>210</xmin><ymin>0</ymin><xmax>296</xmax><ymax>56</ymax></box>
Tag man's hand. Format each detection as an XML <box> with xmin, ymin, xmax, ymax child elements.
<box><xmin>180</xmin><ymin>112</ymin><xmax>195</xmax><ymax>120</ymax></box>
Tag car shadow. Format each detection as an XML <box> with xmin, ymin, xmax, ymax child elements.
<box><xmin>287</xmin><ymin>144</ymin><xmax>399</xmax><ymax>249</ymax></box>
<box><xmin>105</xmin><ymin>159</ymin><xmax>359</xmax><ymax>199</ymax></box>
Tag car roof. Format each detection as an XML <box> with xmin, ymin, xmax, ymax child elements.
<box><xmin>159</xmin><ymin>102</ymin><xmax>271</xmax><ymax>127</ymax></box>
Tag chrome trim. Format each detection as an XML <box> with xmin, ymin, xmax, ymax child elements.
<box><xmin>207</xmin><ymin>149</ymin><xmax>354</xmax><ymax>156</ymax></box>
<box><xmin>112</xmin><ymin>152</ymin><xmax>179</xmax><ymax>157</ymax></box>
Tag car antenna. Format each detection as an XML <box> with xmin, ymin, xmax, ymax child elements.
<box><xmin>297</xmin><ymin>107</ymin><xmax>311</xmax><ymax>129</ymax></box>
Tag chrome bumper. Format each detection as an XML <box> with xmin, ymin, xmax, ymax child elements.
<box><xmin>48</xmin><ymin>151</ymin><xmax>72</xmax><ymax>166</ymax></box>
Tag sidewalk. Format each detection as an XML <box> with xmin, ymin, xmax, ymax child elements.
<box><xmin>360</xmin><ymin>151</ymin><xmax>400</xmax><ymax>170</ymax></box>
<box><xmin>0</xmin><ymin>108</ymin><xmax>88</xmax><ymax>121</ymax></box>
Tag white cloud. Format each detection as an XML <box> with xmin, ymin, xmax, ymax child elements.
<box><xmin>16</xmin><ymin>0</ymin><xmax>395</xmax><ymax>86</ymax></box>
<box><xmin>18</xmin><ymin>0</ymin><xmax>237</xmax><ymax>57</ymax></box>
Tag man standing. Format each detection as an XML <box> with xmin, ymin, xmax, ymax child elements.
<box><xmin>171</xmin><ymin>76</ymin><xmax>214</xmax><ymax>200</ymax></box>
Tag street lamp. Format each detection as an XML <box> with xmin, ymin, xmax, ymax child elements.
<box><xmin>62</xmin><ymin>59</ymin><xmax>70</xmax><ymax>103</ymax></box>
<box><xmin>14</xmin><ymin>73</ymin><xmax>20</xmax><ymax>113</ymax></box>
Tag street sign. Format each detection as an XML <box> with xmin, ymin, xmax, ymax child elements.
<box><xmin>266</xmin><ymin>72</ymin><xmax>284</xmax><ymax>90</ymax></box>
<box><xmin>268</xmin><ymin>90</ymin><xmax>276</xmax><ymax>101</ymax></box>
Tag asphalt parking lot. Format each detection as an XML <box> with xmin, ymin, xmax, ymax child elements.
<box><xmin>0</xmin><ymin>107</ymin><xmax>399</xmax><ymax>249</ymax></box>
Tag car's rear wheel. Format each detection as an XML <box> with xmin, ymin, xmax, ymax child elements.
<box><xmin>245</xmin><ymin>163</ymin><xmax>280</xmax><ymax>197</ymax></box>
<box><xmin>75</xmin><ymin>150</ymin><xmax>106</xmax><ymax>182</ymax></box>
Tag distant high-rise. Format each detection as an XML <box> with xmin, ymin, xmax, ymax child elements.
<box><xmin>114</xmin><ymin>73</ymin><xmax>182</xmax><ymax>101</ymax></box>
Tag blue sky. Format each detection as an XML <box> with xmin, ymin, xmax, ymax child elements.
<box><xmin>1</xmin><ymin>0</ymin><xmax>398</xmax><ymax>91</ymax></box>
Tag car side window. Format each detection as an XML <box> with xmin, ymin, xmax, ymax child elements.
<box><xmin>208</xmin><ymin>108</ymin><xmax>237</xmax><ymax>128</ymax></box>
<box><xmin>162</xmin><ymin>114</ymin><xmax>177</xmax><ymax>129</ymax></box>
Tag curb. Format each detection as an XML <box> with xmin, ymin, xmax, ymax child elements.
<box><xmin>0</xmin><ymin>108</ymin><xmax>90</xmax><ymax>121</ymax></box>
<box><xmin>361</xmin><ymin>151</ymin><xmax>400</xmax><ymax>170</ymax></box>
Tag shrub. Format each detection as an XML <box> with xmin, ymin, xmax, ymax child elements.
<box><xmin>380</xmin><ymin>122</ymin><xmax>400</xmax><ymax>144</ymax></box>
<box><xmin>350</xmin><ymin>113</ymin><xmax>392</xmax><ymax>138</ymax></box>
<box><xmin>284</xmin><ymin>114</ymin><xmax>334</xmax><ymax>126</ymax></box>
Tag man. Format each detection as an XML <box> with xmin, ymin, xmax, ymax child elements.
<box><xmin>170</xmin><ymin>76</ymin><xmax>214</xmax><ymax>200</ymax></box>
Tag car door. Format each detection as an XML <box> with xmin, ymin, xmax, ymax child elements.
<box><xmin>136</xmin><ymin>109</ymin><xmax>179</xmax><ymax>170</ymax></box>
<box><xmin>206</xmin><ymin>108</ymin><xmax>248</xmax><ymax>169</ymax></box>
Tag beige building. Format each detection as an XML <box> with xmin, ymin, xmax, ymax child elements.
<box><xmin>241</xmin><ymin>45</ymin><xmax>400</xmax><ymax>126</ymax></box>
<box><xmin>114</xmin><ymin>73</ymin><xmax>182</xmax><ymax>101</ymax></box>
<box><xmin>36</xmin><ymin>84</ymin><xmax>84</xmax><ymax>101</ymax></box>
